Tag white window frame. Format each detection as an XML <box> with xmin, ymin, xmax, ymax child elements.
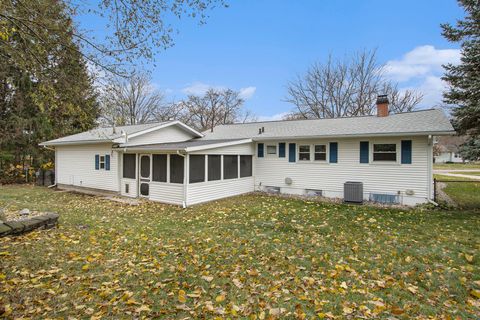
<box><xmin>372</xmin><ymin>143</ymin><xmax>398</xmax><ymax>163</ymax></box>
<box><xmin>99</xmin><ymin>155</ymin><xmax>106</xmax><ymax>170</ymax></box>
<box><xmin>266</xmin><ymin>145</ymin><xmax>277</xmax><ymax>156</ymax></box>
<box><xmin>314</xmin><ymin>144</ymin><xmax>327</xmax><ymax>162</ymax></box>
<box><xmin>298</xmin><ymin>145</ymin><xmax>311</xmax><ymax>161</ymax></box>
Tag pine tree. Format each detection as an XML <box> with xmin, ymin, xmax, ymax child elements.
<box><xmin>0</xmin><ymin>0</ymin><xmax>99</xmax><ymax>180</ymax></box>
<box><xmin>441</xmin><ymin>0</ymin><xmax>480</xmax><ymax>160</ymax></box>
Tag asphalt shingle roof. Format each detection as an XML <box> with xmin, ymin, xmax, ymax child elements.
<box><xmin>201</xmin><ymin>109</ymin><xmax>454</xmax><ymax>140</ymax></box>
<box><xmin>41</xmin><ymin>121</ymin><xmax>171</xmax><ymax>145</ymax></box>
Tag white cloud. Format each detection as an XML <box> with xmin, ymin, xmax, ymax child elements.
<box><xmin>384</xmin><ymin>45</ymin><xmax>460</xmax><ymax>108</ymax></box>
<box><xmin>239</xmin><ymin>86</ymin><xmax>256</xmax><ymax>99</ymax></box>
<box><xmin>181</xmin><ymin>82</ymin><xmax>225</xmax><ymax>95</ymax></box>
<box><xmin>181</xmin><ymin>82</ymin><xmax>256</xmax><ymax>100</ymax></box>
<box><xmin>401</xmin><ymin>76</ymin><xmax>448</xmax><ymax>108</ymax></box>
<box><xmin>384</xmin><ymin>45</ymin><xmax>460</xmax><ymax>82</ymax></box>
<box><xmin>257</xmin><ymin>112</ymin><xmax>290</xmax><ymax>122</ymax></box>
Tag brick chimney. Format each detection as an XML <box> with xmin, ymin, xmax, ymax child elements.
<box><xmin>376</xmin><ymin>94</ymin><xmax>389</xmax><ymax>117</ymax></box>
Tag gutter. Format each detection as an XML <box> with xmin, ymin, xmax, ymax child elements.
<box><xmin>39</xmin><ymin>139</ymin><xmax>113</xmax><ymax>147</ymax></box>
<box><xmin>251</xmin><ymin>131</ymin><xmax>456</xmax><ymax>141</ymax></box>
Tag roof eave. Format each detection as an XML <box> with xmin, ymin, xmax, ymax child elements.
<box><xmin>251</xmin><ymin>130</ymin><xmax>456</xmax><ymax>141</ymax></box>
<box><xmin>126</xmin><ymin>121</ymin><xmax>204</xmax><ymax>140</ymax></box>
<box><xmin>39</xmin><ymin>139</ymin><xmax>113</xmax><ymax>147</ymax></box>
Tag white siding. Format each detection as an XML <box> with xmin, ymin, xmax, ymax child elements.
<box><xmin>150</xmin><ymin>182</ymin><xmax>184</xmax><ymax>205</ymax></box>
<box><xmin>187</xmin><ymin>177</ymin><xmax>254</xmax><ymax>206</ymax></box>
<box><xmin>126</xmin><ymin>126</ymin><xmax>193</xmax><ymax>146</ymax></box>
<box><xmin>254</xmin><ymin>136</ymin><xmax>431</xmax><ymax>205</ymax></box>
<box><xmin>56</xmin><ymin>144</ymin><xmax>119</xmax><ymax>192</ymax></box>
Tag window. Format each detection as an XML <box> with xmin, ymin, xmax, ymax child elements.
<box><xmin>223</xmin><ymin>155</ymin><xmax>238</xmax><ymax>179</ymax></box>
<box><xmin>170</xmin><ymin>154</ymin><xmax>184</xmax><ymax>183</ymax></box>
<box><xmin>140</xmin><ymin>155</ymin><xmax>150</xmax><ymax>178</ymax></box>
<box><xmin>299</xmin><ymin>145</ymin><xmax>310</xmax><ymax>161</ymax></box>
<box><xmin>152</xmin><ymin>154</ymin><xmax>167</xmax><ymax>182</ymax></box>
<box><xmin>100</xmin><ymin>155</ymin><xmax>106</xmax><ymax>169</ymax></box>
<box><xmin>373</xmin><ymin>144</ymin><xmax>397</xmax><ymax>161</ymax></box>
<box><xmin>240</xmin><ymin>155</ymin><xmax>252</xmax><ymax>177</ymax></box>
<box><xmin>189</xmin><ymin>155</ymin><xmax>205</xmax><ymax>183</ymax></box>
<box><xmin>123</xmin><ymin>154</ymin><xmax>136</xmax><ymax>179</ymax></box>
<box><xmin>208</xmin><ymin>155</ymin><xmax>221</xmax><ymax>181</ymax></box>
<box><xmin>267</xmin><ymin>145</ymin><xmax>277</xmax><ymax>155</ymax></box>
<box><xmin>314</xmin><ymin>144</ymin><xmax>327</xmax><ymax>161</ymax></box>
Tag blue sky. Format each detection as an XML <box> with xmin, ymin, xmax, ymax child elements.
<box><xmin>79</xmin><ymin>0</ymin><xmax>464</xmax><ymax>120</ymax></box>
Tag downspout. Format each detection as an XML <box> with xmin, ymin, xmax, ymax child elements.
<box><xmin>426</xmin><ymin>135</ymin><xmax>438</xmax><ymax>206</ymax></box>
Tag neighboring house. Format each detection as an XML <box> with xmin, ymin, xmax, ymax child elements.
<box><xmin>434</xmin><ymin>136</ymin><xmax>467</xmax><ymax>163</ymax></box>
<box><xmin>41</xmin><ymin>97</ymin><xmax>455</xmax><ymax>206</ymax></box>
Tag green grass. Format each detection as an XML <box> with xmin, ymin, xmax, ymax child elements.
<box><xmin>434</xmin><ymin>162</ymin><xmax>480</xmax><ymax>170</ymax></box>
<box><xmin>434</xmin><ymin>175</ymin><xmax>480</xmax><ymax>209</ymax></box>
<box><xmin>1</xmin><ymin>185</ymin><xmax>480</xmax><ymax>319</ymax></box>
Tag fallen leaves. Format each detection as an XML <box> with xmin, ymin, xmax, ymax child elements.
<box><xmin>0</xmin><ymin>187</ymin><xmax>479</xmax><ymax>318</ymax></box>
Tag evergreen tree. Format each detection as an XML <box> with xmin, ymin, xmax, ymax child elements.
<box><xmin>0</xmin><ymin>0</ymin><xmax>99</xmax><ymax>181</ymax></box>
<box><xmin>441</xmin><ymin>0</ymin><xmax>480</xmax><ymax>159</ymax></box>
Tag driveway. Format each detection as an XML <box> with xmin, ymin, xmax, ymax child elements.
<box><xmin>433</xmin><ymin>169</ymin><xmax>480</xmax><ymax>180</ymax></box>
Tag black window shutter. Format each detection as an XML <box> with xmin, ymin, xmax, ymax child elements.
<box><xmin>401</xmin><ymin>140</ymin><xmax>412</xmax><ymax>164</ymax></box>
<box><xmin>288</xmin><ymin>143</ymin><xmax>296</xmax><ymax>162</ymax></box>
<box><xmin>95</xmin><ymin>154</ymin><xmax>99</xmax><ymax>170</ymax></box>
<box><xmin>105</xmin><ymin>154</ymin><xmax>110</xmax><ymax>170</ymax></box>
<box><xmin>257</xmin><ymin>143</ymin><xmax>264</xmax><ymax>158</ymax></box>
<box><xmin>360</xmin><ymin>141</ymin><xmax>369</xmax><ymax>163</ymax></box>
<box><xmin>278</xmin><ymin>142</ymin><xmax>286</xmax><ymax>158</ymax></box>
<box><xmin>329</xmin><ymin>142</ymin><xmax>338</xmax><ymax>163</ymax></box>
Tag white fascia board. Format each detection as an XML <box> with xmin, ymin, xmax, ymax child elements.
<box><xmin>185</xmin><ymin>139</ymin><xmax>253</xmax><ymax>152</ymax></box>
<box><xmin>39</xmin><ymin>139</ymin><xmax>113</xmax><ymax>146</ymax></box>
<box><xmin>126</xmin><ymin>121</ymin><xmax>203</xmax><ymax>140</ymax></box>
<box><xmin>252</xmin><ymin>131</ymin><xmax>456</xmax><ymax>141</ymax></box>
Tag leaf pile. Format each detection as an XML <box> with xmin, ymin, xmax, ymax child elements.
<box><xmin>0</xmin><ymin>185</ymin><xmax>479</xmax><ymax>319</ymax></box>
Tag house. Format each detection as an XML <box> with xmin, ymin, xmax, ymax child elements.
<box><xmin>434</xmin><ymin>136</ymin><xmax>467</xmax><ymax>163</ymax></box>
<box><xmin>40</xmin><ymin>96</ymin><xmax>455</xmax><ymax>206</ymax></box>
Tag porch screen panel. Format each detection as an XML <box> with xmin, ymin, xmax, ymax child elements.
<box><xmin>170</xmin><ymin>154</ymin><xmax>184</xmax><ymax>184</ymax></box>
<box><xmin>240</xmin><ymin>155</ymin><xmax>252</xmax><ymax>177</ymax></box>
<box><xmin>189</xmin><ymin>155</ymin><xmax>205</xmax><ymax>183</ymax></box>
<box><xmin>208</xmin><ymin>155</ymin><xmax>221</xmax><ymax>181</ymax></box>
<box><xmin>223</xmin><ymin>155</ymin><xmax>238</xmax><ymax>179</ymax></box>
<box><xmin>123</xmin><ymin>154</ymin><xmax>136</xmax><ymax>179</ymax></box>
<box><xmin>152</xmin><ymin>154</ymin><xmax>167</xmax><ymax>182</ymax></box>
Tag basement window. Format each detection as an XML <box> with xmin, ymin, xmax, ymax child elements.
<box><xmin>373</xmin><ymin>144</ymin><xmax>397</xmax><ymax>161</ymax></box>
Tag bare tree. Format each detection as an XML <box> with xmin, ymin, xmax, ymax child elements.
<box><xmin>100</xmin><ymin>73</ymin><xmax>166</xmax><ymax>125</ymax></box>
<box><xmin>285</xmin><ymin>50</ymin><xmax>423</xmax><ymax>119</ymax></box>
<box><xmin>177</xmin><ymin>88</ymin><xmax>253</xmax><ymax>131</ymax></box>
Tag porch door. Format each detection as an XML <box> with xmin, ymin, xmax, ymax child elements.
<box><xmin>139</xmin><ymin>154</ymin><xmax>151</xmax><ymax>197</ymax></box>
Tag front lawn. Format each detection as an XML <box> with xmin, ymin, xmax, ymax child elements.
<box><xmin>1</xmin><ymin>185</ymin><xmax>479</xmax><ymax>319</ymax></box>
